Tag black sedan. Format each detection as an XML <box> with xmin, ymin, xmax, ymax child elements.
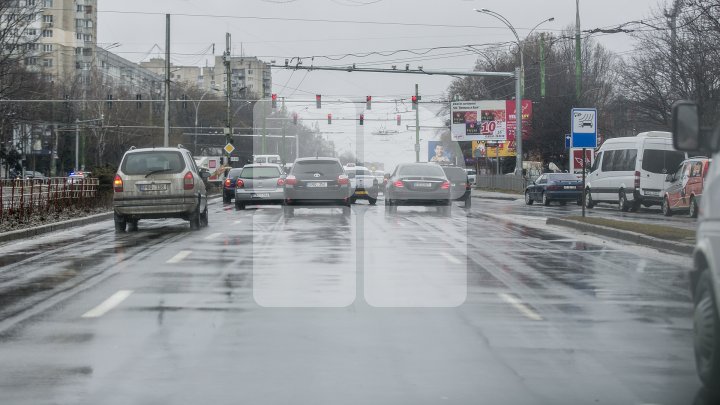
<box><xmin>283</xmin><ymin>157</ymin><xmax>353</xmax><ymax>216</ymax></box>
<box><xmin>385</xmin><ymin>163</ymin><xmax>452</xmax><ymax>214</ymax></box>
<box><xmin>525</xmin><ymin>173</ymin><xmax>583</xmax><ymax>206</ymax></box>
<box><xmin>222</xmin><ymin>168</ymin><xmax>244</xmax><ymax>204</ymax></box>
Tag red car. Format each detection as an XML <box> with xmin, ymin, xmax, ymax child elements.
<box><xmin>662</xmin><ymin>157</ymin><xmax>711</xmax><ymax>218</ymax></box>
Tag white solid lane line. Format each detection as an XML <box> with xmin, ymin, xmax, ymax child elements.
<box><xmin>204</xmin><ymin>233</ymin><xmax>223</xmax><ymax>240</ymax></box>
<box><xmin>82</xmin><ymin>290</ymin><xmax>134</xmax><ymax>318</ymax></box>
<box><xmin>441</xmin><ymin>252</ymin><xmax>463</xmax><ymax>265</ymax></box>
<box><xmin>498</xmin><ymin>293</ymin><xmax>544</xmax><ymax>321</ymax></box>
<box><xmin>166</xmin><ymin>250</ymin><xmax>192</xmax><ymax>264</ymax></box>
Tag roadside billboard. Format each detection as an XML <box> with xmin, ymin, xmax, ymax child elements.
<box><xmin>571</xmin><ymin>149</ymin><xmax>594</xmax><ymax>175</ymax></box>
<box><xmin>428</xmin><ymin>141</ymin><xmax>454</xmax><ymax>163</ymax></box>
<box><xmin>472</xmin><ymin>141</ymin><xmax>517</xmax><ymax>158</ymax></box>
<box><xmin>452</xmin><ymin>100</ymin><xmax>532</xmax><ymax>142</ymax></box>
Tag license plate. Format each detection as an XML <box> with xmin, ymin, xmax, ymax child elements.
<box><xmin>140</xmin><ymin>184</ymin><xmax>167</xmax><ymax>191</ymax></box>
<box><xmin>356</xmin><ymin>190</ymin><xmax>367</xmax><ymax>195</ymax></box>
<box><xmin>564</xmin><ymin>186</ymin><xmax>576</xmax><ymax>190</ymax></box>
<box><xmin>415</xmin><ymin>182</ymin><xmax>432</xmax><ymax>188</ymax></box>
<box><xmin>252</xmin><ymin>193</ymin><xmax>270</xmax><ymax>198</ymax></box>
<box><xmin>307</xmin><ymin>182</ymin><xmax>327</xmax><ymax>188</ymax></box>
<box><xmin>644</xmin><ymin>190</ymin><xmax>659</xmax><ymax>196</ymax></box>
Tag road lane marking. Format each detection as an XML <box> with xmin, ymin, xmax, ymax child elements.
<box><xmin>167</xmin><ymin>250</ymin><xmax>192</xmax><ymax>264</ymax></box>
<box><xmin>204</xmin><ymin>233</ymin><xmax>223</xmax><ymax>240</ymax></box>
<box><xmin>441</xmin><ymin>252</ymin><xmax>462</xmax><ymax>265</ymax></box>
<box><xmin>82</xmin><ymin>290</ymin><xmax>134</xmax><ymax>318</ymax></box>
<box><xmin>498</xmin><ymin>293</ymin><xmax>543</xmax><ymax>321</ymax></box>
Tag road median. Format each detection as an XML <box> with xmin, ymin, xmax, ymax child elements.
<box><xmin>546</xmin><ymin>216</ymin><xmax>695</xmax><ymax>255</ymax></box>
<box><xmin>0</xmin><ymin>211</ymin><xmax>114</xmax><ymax>244</ymax></box>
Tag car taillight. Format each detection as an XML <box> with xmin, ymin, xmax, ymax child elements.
<box><xmin>277</xmin><ymin>178</ymin><xmax>286</xmax><ymax>187</ymax></box>
<box><xmin>113</xmin><ymin>175</ymin><xmax>123</xmax><ymax>192</ymax></box>
<box><xmin>465</xmin><ymin>182</ymin><xmax>471</xmax><ymax>190</ymax></box>
<box><xmin>183</xmin><ymin>171</ymin><xmax>194</xmax><ymax>190</ymax></box>
<box><xmin>634</xmin><ymin>171</ymin><xmax>641</xmax><ymax>189</ymax></box>
<box><xmin>338</xmin><ymin>175</ymin><xmax>349</xmax><ymax>186</ymax></box>
<box><xmin>224</xmin><ymin>178</ymin><xmax>231</xmax><ymax>187</ymax></box>
<box><xmin>576</xmin><ymin>185</ymin><xmax>583</xmax><ymax>190</ymax></box>
<box><xmin>236</xmin><ymin>179</ymin><xmax>245</xmax><ymax>188</ymax></box>
<box><xmin>441</xmin><ymin>181</ymin><xmax>451</xmax><ymax>190</ymax></box>
<box><xmin>285</xmin><ymin>175</ymin><xmax>297</xmax><ymax>186</ymax></box>
<box><xmin>394</xmin><ymin>180</ymin><xmax>404</xmax><ymax>188</ymax></box>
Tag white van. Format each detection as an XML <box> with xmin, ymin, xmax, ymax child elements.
<box><xmin>586</xmin><ymin>132</ymin><xmax>686</xmax><ymax>211</ymax></box>
<box><xmin>253</xmin><ymin>155</ymin><xmax>281</xmax><ymax>165</ymax></box>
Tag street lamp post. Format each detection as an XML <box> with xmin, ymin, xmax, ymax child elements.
<box><xmin>474</xmin><ymin>9</ymin><xmax>554</xmax><ymax>176</ymax></box>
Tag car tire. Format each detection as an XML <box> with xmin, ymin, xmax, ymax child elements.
<box><xmin>619</xmin><ymin>191</ymin><xmax>630</xmax><ymax>212</ymax></box>
<box><xmin>525</xmin><ymin>191</ymin><xmax>534</xmax><ymax>206</ymax></box>
<box><xmin>235</xmin><ymin>202</ymin><xmax>245</xmax><ymax>210</ymax></box>
<box><xmin>114</xmin><ymin>214</ymin><xmax>126</xmax><ymax>233</ymax></box>
<box><xmin>576</xmin><ymin>198</ymin><xmax>583</xmax><ymax>206</ymax></box>
<box><xmin>542</xmin><ymin>193</ymin><xmax>551</xmax><ymax>206</ymax></box>
<box><xmin>662</xmin><ymin>196</ymin><xmax>673</xmax><ymax>217</ymax></box>
<box><xmin>690</xmin><ymin>197</ymin><xmax>699</xmax><ymax>219</ymax></box>
<box><xmin>127</xmin><ymin>220</ymin><xmax>139</xmax><ymax>232</ymax></box>
<box><xmin>189</xmin><ymin>208</ymin><xmax>201</xmax><ymax>231</ymax></box>
<box><xmin>694</xmin><ymin>270</ymin><xmax>720</xmax><ymax>392</ymax></box>
<box><xmin>369</xmin><ymin>196</ymin><xmax>377</xmax><ymax>206</ymax></box>
<box><xmin>200</xmin><ymin>207</ymin><xmax>209</xmax><ymax>227</ymax></box>
<box><xmin>585</xmin><ymin>189</ymin><xmax>595</xmax><ymax>209</ymax></box>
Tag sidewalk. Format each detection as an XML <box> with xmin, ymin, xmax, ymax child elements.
<box><xmin>471</xmin><ymin>188</ymin><xmax>522</xmax><ymax>201</ymax></box>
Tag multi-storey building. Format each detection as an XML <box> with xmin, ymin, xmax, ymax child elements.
<box><xmin>204</xmin><ymin>56</ymin><xmax>272</xmax><ymax>98</ymax></box>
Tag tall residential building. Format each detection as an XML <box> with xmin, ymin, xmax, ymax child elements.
<box><xmin>140</xmin><ymin>58</ymin><xmax>203</xmax><ymax>89</ymax></box>
<box><xmin>205</xmin><ymin>56</ymin><xmax>272</xmax><ymax>99</ymax></box>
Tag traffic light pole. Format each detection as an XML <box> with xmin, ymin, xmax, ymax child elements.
<box><xmin>415</xmin><ymin>84</ymin><xmax>420</xmax><ymax>163</ymax></box>
<box><xmin>224</xmin><ymin>33</ymin><xmax>233</xmax><ymax>164</ymax></box>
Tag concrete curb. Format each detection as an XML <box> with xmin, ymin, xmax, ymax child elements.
<box><xmin>0</xmin><ymin>212</ymin><xmax>114</xmax><ymax>244</ymax></box>
<box><xmin>472</xmin><ymin>195</ymin><xmax>520</xmax><ymax>202</ymax></box>
<box><xmin>546</xmin><ymin>217</ymin><xmax>694</xmax><ymax>255</ymax></box>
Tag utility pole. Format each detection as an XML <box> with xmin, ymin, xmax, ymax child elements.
<box><xmin>540</xmin><ymin>33</ymin><xmax>546</xmax><ymax>98</ymax></box>
<box><xmin>164</xmin><ymin>14</ymin><xmax>170</xmax><ymax>147</ymax></box>
<box><xmin>575</xmin><ymin>0</ymin><xmax>582</xmax><ymax>101</ymax></box>
<box><xmin>667</xmin><ymin>0</ymin><xmax>684</xmax><ymax>96</ymax></box>
<box><xmin>75</xmin><ymin>118</ymin><xmax>79</xmax><ymax>171</ymax></box>
<box><xmin>224</xmin><ymin>33</ymin><xmax>232</xmax><ymax>164</ymax></box>
<box><xmin>415</xmin><ymin>84</ymin><xmax>420</xmax><ymax>163</ymax></box>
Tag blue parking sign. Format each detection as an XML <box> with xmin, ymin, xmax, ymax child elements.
<box><xmin>571</xmin><ymin>108</ymin><xmax>598</xmax><ymax>148</ymax></box>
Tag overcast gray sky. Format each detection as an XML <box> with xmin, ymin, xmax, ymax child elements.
<box><xmin>98</xmin><ymin>0</ymin><xmax>666</xmax><ymax>167</ymax></box>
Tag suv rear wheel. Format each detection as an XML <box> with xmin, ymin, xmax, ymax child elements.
<box><xmin>619</xmin><ymin>191</ymin><xmax>631</xmax><ymax>212</ymax></box>
<box><xmin>694</xmin><ymin>270</ymin><xmax>720</xmax><ymax>391</ymax></box>
<box><xmin>189</xmin><ymin>208</ymin><xmax>201</xmax><ymax>230</ymax></box>
<box><xmin>585</xmin><ymin>189</ymin><xmax>595</xmax><ymax>209</ymax></box>
<box><xmin>114</xmin><ymin>214</ymin><xmax>126</xmax><ymax>233</ymax></box>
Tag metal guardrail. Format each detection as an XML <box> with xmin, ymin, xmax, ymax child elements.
<box><xmin>0</xmin><ymin>178</ymin><xmax>99</xmax><ymax>223</ymax></box>
<box><xmin>475</xmin><ymin>175</ymin><xmax>528</xmax><ymax>193</ymax></box>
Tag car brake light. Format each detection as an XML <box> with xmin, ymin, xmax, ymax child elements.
<box><xmin>394</xmin><ymin>180</ymin><xmax>404</xmax><ymax>188</ymax></box>
<box><xmin>183</xmin><ymin>171</ymin><xmax>194</xmax><ymax>190</ymax></box>
<box><xmin>224</xmin><ymin>178</ymin><xmax>231</xmax><ymax>187</ymax></box>
<box><xmin>113</xmin><ymin>175</ymin><xmax>123</xmax><ymax>192</ymax></box>
<box><xmin>441</xmin><ymin>181</ymin><xmax>450</xmax><ymax>190</ymax></box>
<box><xmin>285</xmin><ymin>175</ymin><xmax>297</xmax><ymax>186</ymax></box>
<box><xmin>338</xmin><ymin>175</ymin><xmax>350</xmax><ymax>186</ymax></box>
<box><xmin>277</xmin><ymin>178</ymin><xmax>286</xmax><ymax>187</ymax></box>
<box><xmin>236</xmin><ymin>179</ymin><xmax>245</xmax><ymax>188</ymax></box>
<box><xmin>634</xmin><ymin>171</ymin><xmax>641</xmax><ymax>189</ymax></box>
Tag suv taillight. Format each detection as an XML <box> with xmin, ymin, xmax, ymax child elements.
<box><xmin>236</xmin><ymin>179</ymin><xmax>245</xmax><ymax>188</ymax></box>
<box><xmin>183</xmin><ymin>171</ymin><xmax>194</xmax><ymax>190</ymax></box>
<box><xmin>338</xmin><ymin>175</ymin><xmax>350</xmax><ymax>186</ymax></box>
<box><xmin>285</xmin><ymin>175</ymin><xmax>297</xmax><ymax>186</ymax></box>
<box><xmin>224</xmin><ymin>178</ymin><xmax>231</xmax><ymax>187</ymax></box>
<box><xmin>113</xmin><ymin>175</ymin><xmax>123</xmax><ymax>192</ymax></box>
<box><xmin>634</xmin><ymin>171</ymin><xmax>641</xmax><ymax>189</ymax></box>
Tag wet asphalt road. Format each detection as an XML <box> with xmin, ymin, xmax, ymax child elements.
<box><xmin>0</xmin><ymin>196</ymin><xmax>706</xmax><ymax>405</ymax></box>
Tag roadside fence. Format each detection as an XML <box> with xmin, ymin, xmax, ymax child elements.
<box><xmin>0</xmin><ymin>178</ymin><xmax>100</xmax><ymax>223</ymax></box>
<box><xmin>475</xmin><ymin>175</ymin><xmax>528</xmax><ymax>193</ymax></box>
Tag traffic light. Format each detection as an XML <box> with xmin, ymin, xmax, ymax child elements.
<box><xmin>366</xmin><ymin>96</ymin><xmax>372</xmax><ymax>110</ymax></box>
<box><xmin>106</xmin><ymin>94</ymin><xmax>113</xmax><ymax>109</ymax></box>
<box><xmin>182</xmin><ymin>94</ymin><xmax>188</xmax><ymax>110</ymax></box>
<box><xmin>271</xmin><ymin>93</ymin><xmax>278</xmax><ymax>109</ymax></box>
<box><xmin>64</xmin><ymin>94</ymin><xmax>70</xmax><ymax>109</ymax></box>
<box><xmin>136</xmin><ymin>94</ymin><xmax>142</xmax><ymax>110</ymax></box>
<box><xmin>328</xmin><ymin>113</ymin><xmax>332</xmax><ymax>125</ymax></box>
<box><xmin>359</xmin><ymin>114</ymin><xmax>364</xmax><ymax>126</ymax></box>
<box><xmin>411</xmin><ymin>95</ymin><xmax>418</xmax><ymax>110</ymax></box>
<box><xmin>316</xmin><ymin>94</ymin><xmax>322</xmax><ymax>109</ymax></box>
<box><xmin>396</xmin><ymin>114</ymin><xmax>401</xmax><ymax>126</ymax></box>
<box><xmin>292</xmin><ymin>112</ymin><xmax>298</xmax><ymax>125</ymax></box>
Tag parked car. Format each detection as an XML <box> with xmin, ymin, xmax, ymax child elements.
<box><xmin>662</xmin><ymin>157</ymin><xmax>712</xmax><ymax>218</ymax></box>
<box><xmin>234</xmin><ymin>164</ymin><xmax>285</xmax><ymax>210</ymax></box>
<box><xmin>283</xmin><ymin>157</ymin><xmax>352</xmax><ymax>217</ymax></box>
<box><xmin>671</xmin><ymin>101</ymin><xmax>720</xmax><ymax>394</ymax></box>
<box><xmin>525</xmin><ymin>173</ymin><xmax>584</xmax><ymax>206</ymax></box>
<box><xmin>222</xmin><ymin>168</ymin><xmax>244</xmax><ymax>204</ymax></box>
<box><xmin>113</xmin><ymin>146</ymin><xmax>210</xmax><ymax>232</ymax></box>
<box><xmin>586</xmin><ymin>131</ymin><xmax>687</xmax><ymax>211</ymax></box>
<box><xmin>345</xmin><ymin>165</ymin><xmax>379</xmax><ymax>205</ymax></box>
<box><xmin>385</xmin><ymin>163</ymin><xmax>452</xmax><ymax>215</ymax></box>
<box><xmin>442</xmin><ymin>166</ymin><xmax>471</xmax><ymax>209</ymax></box>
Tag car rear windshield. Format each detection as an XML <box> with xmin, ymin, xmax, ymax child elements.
<box><xmin>353</xmin><ymin>169</ymin><xmax>372</xmax><ymax>176</ymax></box>
<box><xmin>548</xmin><ymin>174</ymin><xmax>580</xmax><ymax>182</ymax></box>
<box><xmin>398</xmin><ymin>164</ymin><xmax>446</xmax><ymax>177</ymax></box>
<box><xmin>642</xmin><ymin>150</ymin><xmax>686</xmax><ymax>174</ymax></box>
<box><xmin>228</xmin><ymin>169</ymin><xmax>243</xmax><ymax>178</ymax></box>
<box><xmin>240</xmin><ymin>166</ymin><xmax>281</xmax><ymax>179</ymax></box>
<box><xmin>293</xmin><ymin>161</ymin><xmax>343</xmax><ymax>176</ymax></box>
<box><xmin>122</xmin><ymin>151</ymin><xmax>186</xmax><ymax>175</ymax></box>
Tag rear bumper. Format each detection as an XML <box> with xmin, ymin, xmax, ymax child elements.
<box><xmin>546</xmin><ymin>191</ymin><xmax>583</xmax><ymax>200</ymax></box>
<box><xmin>388</xmin><ymin>189</ymin><xmax>451</xmax><ymax>201</ymax></box>
<box><xmin>634</xmin><ymin>189</ymin><xmax>663</xmax><ymax>205</ymax></box>
<box><xmin>285</xmin><ymin>188</ymin><xmax>352</xmax><ymax>202</ymax></box>
<box><xmin>114</xmin><ymin>196</ymin><xmax>198</xmax><ymax>218</ymax></box>
<box><xmin>235</xmin><ymin>189</ymin><xmax>285</xmax><ymax>203</ymax></box>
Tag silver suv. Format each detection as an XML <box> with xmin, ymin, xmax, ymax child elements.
<box><xmin>113</xmin><ymin>146</ymin><xmax>210</xmax><ymax>232</ymax></box>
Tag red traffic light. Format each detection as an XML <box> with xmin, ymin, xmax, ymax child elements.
<box><xmin>292</xmin><ymin>112</ymin><xmax>298</xmax><ymax>125</ymax></box>
<box><xmin>316</xmin><ymin>94</ymin><xmax>322</xmax><ymax>109</ymax></box>
<box><xmin>366</xmin><ymin>96</ymin><xmax>372</xmax><ymax>110</ymax></box>
<box><xmin>328</xmin><ymin>113</ymin><xmax>332</xmax><ymax>124</ymax></box>
<box><xmin>396</xmin><ymin>114</ymin><xmax>401</xmax><ymax>126</ymax></box>
<box><xmin>411</xmin><ymin>95</ymin><xmax>418</xmax><ymax>110</ymax></box>
<box><xmin>271</xmin><ymin>93</ymin><xmax>278</xmax><ymax>109</ymax></box>
<box><xmin>359</xmin><ymin>114</ymin><xmax>364</xmax><ymax>126</ymax></box>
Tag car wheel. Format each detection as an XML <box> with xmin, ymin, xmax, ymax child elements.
<box><xmin>114</xmin><ymin>214</ymin><xmax>126</xmax><ymax>233</ymax></box>
<box><xmin>127</xmin><ymin>220</ymin><xmax>139</xmax><ymax>232</ymax></box>
<box><xmin>542</xmin><ymin>193</ymin><xmax>551</xmax><ymax>206</ymax></box>
<box><xmin>619</xmin><ymin>191</ymin><xmax>630</xmax><ymax>212</ymax></box>
<box><xmin>662</xmin><ymin>196</ymin><xmax>673</xmax><ymax>217</ymax></box>
<box><xmin>525</xmin><ymin>191</ymin><xmax>534</xmax><ymax>206</ymax></box>
<box><xmin>585</xmin><ymin>189</ymin><xmax>595</xmax><ymax>209</ymax></box>
<box><xmin>235</xmin><ymin>202</ymin><xmax>245</xmax><ymax>210</ymax></box>
<box><xmin>200</xmin><ymin>208</ymin><xmax>209</xmax><ymax>227</ymax></box>
<box><xmin>629</xmin><ymin>201</ymin><xmax>641</xmax><ymax>212</ymax></box>
<box><xmin>694</xmin><ymin>270</ymin><xmax>720</xmax><ymax>391</ymax></box>
<box><xmin>189</xmin><ymin>208</ymin><xmax>201</xmax><ymax>230</ymax></box>
<box><xmin>368</xmin><ymin>196</ymin><xmax>377</xmax><ymax>206</ymax></box>
<box><xmin>690</xmin><ymin>197</ymin><xmax>699</xmax><ymax>219</ymax></box>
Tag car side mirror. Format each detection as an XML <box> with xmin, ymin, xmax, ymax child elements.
<box><xmin>665</xmin><ymin>173</ymin><xmax>674</xmax><ymax>182</ymax></box>
<box><xmin>672</xmin><ymin>101</ymin><xmax>701</xmax><ymax>152</ymax></box>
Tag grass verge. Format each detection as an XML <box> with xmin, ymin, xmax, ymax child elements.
<box><xmin>567</xmin><ymin>216</ymin><xmax>695</xmax><ymax>243</ymax></box>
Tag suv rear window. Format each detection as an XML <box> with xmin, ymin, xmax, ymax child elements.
<box><xmin>240</xmin><ymin>166</ymin><xmax>282</xmax><ymax>179</ymax></box>
<box><xmin>227</xmin><ymin>168</ymin><xmax>243</xmax><ymax>178</ymax></box>
<box><xmin>293</xmin><ymin>160</ymin><xmax>343</xmax><ymax>176</ymax></box>
<box><xmin>642</xmin><ymin>150</ymin><xmax>686</xmax><ymax>174</ymax></box>
<box><xmin>398</xmin><ymin>164</ymin><xmax>446</xmax><ymax>177</ymax></box>
<box><xmin>122</xmin><ymin>151</ymin><xmax>186</xmax><ymax>175</ymax></box>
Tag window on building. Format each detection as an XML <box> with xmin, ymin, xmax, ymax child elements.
<box><xmin>28</xmin><ymin>0</ymin><xmax>37</xmax><ymax>6</ymax></box>
<box><xmin>76</xmin><ymin>19</ymin><xmax>83</xmax><ymax>28</ymax></box>
<box><xmin>85</xmin><ymin>20</ymin><xmax>92</xmax><ymax>28</ymax></box>
<box><xmin>25</xmin><ymin>57</ymin><xmax>37</xmax><ymax>65</ymax></box>
<box><xmin>41</xmin><ymin>29</ymin><xmax>52</xmax><ymax>37</ymax></box>
<box><xmin>26</xmin><ymin>29</ymin><xmax>36</xmax><ymax>36</ymax></box>
<box><xmin>44</xmin><ymin>0</ymin><xmax>53</xmax><ymax>7</ymax></box>
<box><xmin>26</xmin><ymin>43</ymin><xmax>38</xmax><ymax>51</ymax></box>
<box><xmin>42</xmin><ymin>44</ymin><xmax>52</xmax><ymax>52</ymax></box>
<box><xmin>42</xmin><ymin>14</ymin><xmax>53</xmax><ymax>23</ymax></box>
<box><xmin>42</xmin><ymin>58</ymin><xmax>52</xmax><ymax>67</ymax></box>
<box><xmin>76</xmin><ymin>33</ymin><xmax>82</xmax><ymax>40</ymax></box>
<box><xmin>77</xmin><ymin>5</ymin><xmax>84</xmax><ymax>12</ymax></box>
<box><xmin>83</xmin><ymin>34</ymin><xmax>92</xmax><ymax>42</ymax></box>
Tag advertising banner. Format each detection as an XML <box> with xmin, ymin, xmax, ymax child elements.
<box><xmin>506</xmin><ymin>100</ymin><xmax>533</xmax><ymax>141</ymax></box>
<box><xmin>428</xmin><ymin>141</ymin><xmax>454</xmax><ymax>163</ymax></box>
<box><xmin>472</xmin><ymin>141</ymin><xmax>517</xmax><ymax>158</ymax></box>
<box><xmin>452</xmin><ymin>100</ymin><xmax>532</xmax><ymax>142</ymax></box>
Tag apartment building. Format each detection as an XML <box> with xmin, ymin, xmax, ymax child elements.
<box><xmin>203</xmin><ymin>56</ymin><xmax>272</xmax><ymax>98</ymax></box>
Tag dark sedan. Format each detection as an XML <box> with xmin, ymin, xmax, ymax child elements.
<box><xmin>222</xmin><ymin>168</ymin><xmax>244</xmax><ymax>204</ymax></box>
<box><xmin>525</xmin><ymin>173</ymin><xmax>583</xmax><ymax>206</ymax></box>
<box><xmin>283</xmin><ymin>157</ymin><xmax>352</xmax><ymax>216</ymax></box>
<box><xmin>385</xmin><ymin>163</ymin><xmax>452</xmax><ymax>214</ymax></box>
